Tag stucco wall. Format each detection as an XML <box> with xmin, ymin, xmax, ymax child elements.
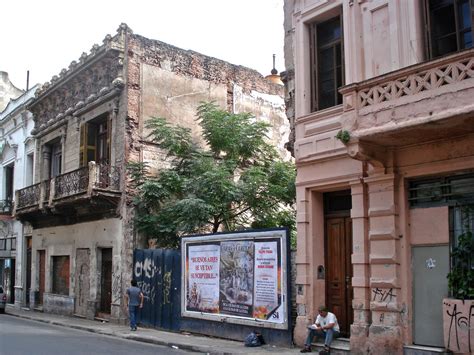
<box><xmin>31</xmin><ymin>218</ymin><xmax>122</xmax><ymax>317</ymax></box>
<box><xmin>409</xmin><ymin>207</ymin><xmax>449</xmax><ymax>245</ymax></box>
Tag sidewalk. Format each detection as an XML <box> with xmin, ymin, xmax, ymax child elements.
<box><xmin>5</xmin><ymin>306</ymin><xmax>301</xmax><ymax>354</ymax></box>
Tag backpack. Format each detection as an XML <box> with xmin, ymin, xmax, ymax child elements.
<box><xmin>244</xmin><ymin>331</ymin><xmax>265</xmax><ymax>347</ymax></box>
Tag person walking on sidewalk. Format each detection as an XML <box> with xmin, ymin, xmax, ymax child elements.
<box><xmin>124</xmin><ymin>280</ymin><xmax>144</xmax><ymax>331</ymax></box>
<box><xmin>300</xmin><ymin>305</ymin><xmax>340</xmax><ymax>353</ymax></box>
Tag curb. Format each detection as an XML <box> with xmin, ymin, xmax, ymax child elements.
<box><xmin>5</xmin><ymin>310</ymin><xmax>222</xmax><ymax>354</ymax></box>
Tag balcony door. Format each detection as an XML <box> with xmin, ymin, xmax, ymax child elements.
<box><xmin>80</xmin><ymin>114</ymin><xmax>111</xmax><ymax>167</ymax></box>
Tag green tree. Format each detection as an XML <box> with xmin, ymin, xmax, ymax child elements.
<box><xmin>129</xmin><ymin>102</ymin><xmax>296</xmax><ymax>248</ymax></box>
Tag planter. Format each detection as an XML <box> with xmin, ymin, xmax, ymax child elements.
<box><xmin>443</xmin><ymin>298</ymin><xmax>474</xmax><ymax>354</ymax></box>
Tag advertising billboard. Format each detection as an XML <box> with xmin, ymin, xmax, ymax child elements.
<box><xmin>181</xmin><ymin>229</ymin><xmax>288</xmax><ymax>330</ymax></box>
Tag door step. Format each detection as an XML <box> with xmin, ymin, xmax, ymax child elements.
<box><xmin>403</xmin><ymin>345</ymin><xmax>450</xmax><ymax>355</ymax></box>
<box><xmin>313</xmin><ymin>338</ymin><xmax>350</xmax><ymax>354</ymax></box>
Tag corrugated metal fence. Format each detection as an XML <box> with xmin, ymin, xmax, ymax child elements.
<box><xmin>133</xmin><ymin>249</ymin><xmax>181</xmax><ymax>331</ymax></box>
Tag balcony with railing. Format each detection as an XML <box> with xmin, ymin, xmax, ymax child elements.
<box><xmin>340</xmin><ymin>48</ymin><xmax>474</xmax><ymax>147</ymax></box>
<box><xmin>14</xmin><ymin>162</ymin><xmax>121</xmax><ymax>227</ymax></box>
<box><xmin>0</xmin><ymin>199</ymin><xmax>13</xmax><ymax>215</ymax></box>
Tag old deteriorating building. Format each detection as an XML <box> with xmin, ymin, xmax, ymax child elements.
<box><xmin>0</xmin><ymin>72</ymin><xmax>38</xmax><ymax>309</ymax></box>
<box><xmin>284</xmin><ymin>0</ymin><xmax>474</xmax><ymax>354</ymax></box>
<box><xmin>13</xmin><ymin>24</ymin><xmax>288</xmax><ymax>322</ymax></box>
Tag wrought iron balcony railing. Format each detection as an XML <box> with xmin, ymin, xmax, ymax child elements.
<box><xmin>54</xmin><ymin>166</ymin><xmax>89</xmax><ymax>199</ymax></box>
<box><xmin>15</xmin><ymin>162</ymin><xmax>121</xmax><ymax>211</ymax></box>
<box><xmin>17</xmin><ymin>183</ymin><xmax>41</xmax><ymax>209</ymax></box>
<box><xmin>0</xmin><ymin>199</ymin><xmax>13</xmax><ymax>214</ymax></box>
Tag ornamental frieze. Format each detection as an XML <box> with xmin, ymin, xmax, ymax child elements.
<box><xmin>31</xmin><ymin>54</ymin><xmax>121</xmax><ymax>132</ymax></box>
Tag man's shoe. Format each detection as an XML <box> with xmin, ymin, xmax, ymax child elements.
<box><xmin>300</xmin><ymin>347</ymin><xmax>312</xmax><ymax>353</ymax></box>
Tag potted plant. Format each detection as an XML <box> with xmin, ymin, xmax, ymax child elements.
<box><xmin>443</xmin><ymin>206</ymin><xmax>474</xmax><ymax>354</ymax></box>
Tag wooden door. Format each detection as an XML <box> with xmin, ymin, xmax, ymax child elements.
<box><xmin>326</xmin><ymin>217</ymin><xmax>353</xmax><ymax>335</ymax></box>
<box><xmin>99</xmin><ymin>248</ymin><xmax>112</xmax><ymax>314</ymax></box>
<box><xmin>38</xmin><ymin>250</ymin><xmax>45</xmax><ymax>304</ymax></box>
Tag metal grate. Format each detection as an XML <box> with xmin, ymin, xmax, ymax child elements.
<box><xmin>408</xmin><ymin>174</ymin><xmax>474</xmax><ymax>207</ymax></box>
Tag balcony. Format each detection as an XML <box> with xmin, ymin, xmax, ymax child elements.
<box><xmin>340</xmin><ymin>48</ymin><xmax>474</xmax><ymax>147</ymax></box>
<box><xmin>0</xmin><ymin>199</ymin><xmax>13</xmax><ymax>216</ymax></box>
<box><xmin>14</xmin><ymin>162</ymin><xmax>121</xmax><ymax>228</ymax></box>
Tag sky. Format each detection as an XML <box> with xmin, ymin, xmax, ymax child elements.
<box><xmin>1</xmin><ymin>0</ymin><xmax>285</xmax><ymax>91</ymax></box>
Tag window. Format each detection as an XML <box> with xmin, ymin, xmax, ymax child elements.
<box><xmin>52</xmin><ymin>256</ymin><xmax>70</xmax><ymax>295</ymax></box>
<box><xmin>25</xmin><ymin>153</ymin><xmax>34</xmax><ymax>186</ymax></box>
<box><xmin>79</xmin><ymin>114</ymin><xmax>111</xmax><ymax>167</ymax></box>
<box><xmin>1</xmin><ymin>164</ymin><xmax>14</xmax><ymax>213</ymax></box>
<box><xmin>50</xmin><ymin>142</ymin><xmax>62</xmax><ymax>178</ymax></box>
<box><xmin>408</xmin><ymin>174</ymin><xmax>474</xmax><ymax>208</ymax></box>
<box><xmin>310</xmin><ymin>15</ymin><xmax>344</xmax><ymax>112</ymax></box>
<box><xmin>426</xmin><ymin>0</ymin><xmax>473</xmax><ymax>58</ymax></box>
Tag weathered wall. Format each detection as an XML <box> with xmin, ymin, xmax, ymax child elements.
<box><xmin>30</xmin><ymin>218</ymin><xmax>122</xmax><ymax>319</ymax></box>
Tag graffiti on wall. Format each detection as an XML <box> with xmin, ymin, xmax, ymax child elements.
<box><xmin>372</xmin><ymin>288</ymin><xmax>396</xmax><ymax>305</ymax></box>
<box><xmin>444</xmin><ymin>300</ymin><xmax>473</xmax><ymax>353</ymax></box>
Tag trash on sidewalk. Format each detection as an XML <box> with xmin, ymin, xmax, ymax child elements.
<box><xmin>244</xmin><ymin>331</ymin><xmax>265</xmax><ymax>347</ymax></box>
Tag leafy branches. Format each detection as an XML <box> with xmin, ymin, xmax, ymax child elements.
<box><xmin>129</xmin><ymin>102</ymin><xmax>296</xmax><ymax>248</ymax></box>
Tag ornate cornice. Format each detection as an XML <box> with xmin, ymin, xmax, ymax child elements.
<box><xmin>30</xmin><ymin>24</ymin><xmax>131</xmax><ymax>137</ymax></box>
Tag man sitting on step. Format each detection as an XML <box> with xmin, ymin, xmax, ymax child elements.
<box><xmin>300</xmin><ymin>305</ymin><xmax>340</xmax><ymax>353</ymax></box>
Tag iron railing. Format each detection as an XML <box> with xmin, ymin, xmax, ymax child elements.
<box><xmin>97</xmin><ymin>164</ymin><xmax>121</xmax><ymax>190</ymax></box>
<box><xmin>0</xmin><ymin>199</ymin><xmax>13</xmax><ymax>214</ymax></box>
<box><xmin>15</xmin><ymin>163</ymin><xmax>121</xmax><ymax>211</ymax></box>
<box><xmin>54</xmin><ymin>166</ymin><xmax>89</xmax><ymax>199</ymax></box>
<box><xmin>17</xmin><ymin>183</ymin><xmax>41</xmax><ymax>209</ymax></box>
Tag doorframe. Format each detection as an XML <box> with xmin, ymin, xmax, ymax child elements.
<box><xmin>323</xmin><ymin>190</ymin><xmax>353</xmax><ymax>336</ymax></box>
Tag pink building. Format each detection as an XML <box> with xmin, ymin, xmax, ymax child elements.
<box><xmin>283</xmin><ymin>1</ymin><xmax>474</xmax><ymax>353</ymax></box>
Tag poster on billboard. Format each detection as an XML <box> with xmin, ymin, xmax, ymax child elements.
<box><xmin>182</xmin><ymin>229</ymin><xmax>288</xmax><ymax>330</ymax></box>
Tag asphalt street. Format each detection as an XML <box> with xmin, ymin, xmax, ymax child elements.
<box><xmin>0</xmin><ymin>315</ymin><xmax>201</xmax><ymax>355</ymax></box>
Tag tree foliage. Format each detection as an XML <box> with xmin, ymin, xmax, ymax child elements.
<box><xmin>129</xmin><ymin>102</ymin><xmax>296</xmax><ymax>248</ymax></box>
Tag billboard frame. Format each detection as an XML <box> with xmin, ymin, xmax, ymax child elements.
<box><xmin>181</xmin><ymin>228</ymin><xmax>290</xmax><ymax>330</ymax></box>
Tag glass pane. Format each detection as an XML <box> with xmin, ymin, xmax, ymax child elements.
<box><xmin>319</xmin><ymin>47</ymin><xmax>334</xmax><ymax>70</ymax></box>
<box><xmin>450</xmin><ymin>177</ymin><xmax>474</xmax><ymax>196</ymax></box>
<box><xmin>317</xmin><ymin>17</ymin><xmax>341</xmax><ymax>45</ymax></box>
<box><xmin>430</xmin><ymin>0</ymin><xmax>454</xmax><ymax>10</ymax></box>
<box><xmin>87</xmin><ymin>124</ymin><xmax>97</xmax><ymax>145</ymax></box>
<box><xmin>320</xmin><ymin>70</ymin><xmax>333</xmax><ymax>82</ymax></box>
<box><xmin>319</xmin><ymin>90</ymin><xmax>335</xmax><ymax>110</ymax></box>
<box><xmin>458</xmin><ymin>0</ymin><xmax>471</xmax><ymax>30</ymax></box>
<box><xmin>433</xmin><ymin>33</ymin><xmax>458</xmax><ymax>56</ymax></box>
<box><xmin>320</xmin><ymin>79</ymin><xmax>334</xmax><ymax>92</ymax></box>
<box><xmin>462</xmin><ymin>31</ymin><xmax>472</xmax><ymax>49</ymax></box>
<box><xmin>336</xmin><ymin>43</ymin><xmax>342</xmax><ymax>66</ymax></box>
<box><xmin>431</xmin><ymin>6</ymin><xmax>456</xmax><ymax>37</ymax></box>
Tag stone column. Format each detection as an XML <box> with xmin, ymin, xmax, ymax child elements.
<box><xmin>41</xmin><ymin>145</ymin><xmax>51</xmax><ymax>181</ymax></box>
<box><xmin>293</xmin><ymin>186</ymin><xmax>312</xmax><ymax>345</ymax></box>
<box><xmin>365</xmin><ymin>173</ymin><xmax>402</xmax><ymax>354</ymax></box>
<box><xmin>349</xmin><ymin>179</ymin><xmax>371</xmax><ymax>354</ymax></box>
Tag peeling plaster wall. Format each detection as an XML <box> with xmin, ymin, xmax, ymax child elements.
<box><xmin>30</xmin><ymin>218</ymin><xmax>122</xmax><ymax>319</ymax></box>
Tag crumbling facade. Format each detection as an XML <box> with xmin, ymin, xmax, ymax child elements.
<box><xmin>14</xmin><ymin>24</ymin><xmax>288</xmax><ymax>322</ymax></box>
<box><xmin>284</xmin><ymin>0</ymin><xmax>474</xmax><ymax>353</ymax></box>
